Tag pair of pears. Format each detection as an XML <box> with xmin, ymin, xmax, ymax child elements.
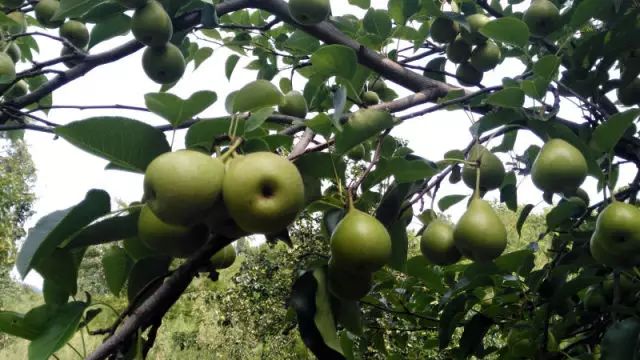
<box><xmin>421</xmin><ymin>194</ymin><xmax>507</xmax><ymax>265</ymax></box>
<box><xmin>328</xmin><ymin>207</ymin><xmax>392</xmax><ymax>301</ymax></box>
<box><xmin>136</xmin><ymin>149</ymin><xmax>305</xmax><ymax>259</ymax></box>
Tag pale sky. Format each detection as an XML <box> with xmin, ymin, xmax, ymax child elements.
<box><xmin>14</xmin><ymin>1</ymin><xmax>637</xmax><ymax>287</ymax></box>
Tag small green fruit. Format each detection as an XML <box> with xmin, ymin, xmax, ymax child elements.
<box><xmin>524</xmin><ymin>0</ymin><xmax>560</xmax><ymax>37</ymax></box>
<box><xmin>456</xmin><ymin>62</ymin><xmax>483</xmax><ymax>87</ymax></box>
<box><xmin>346</xmin><ymin>144</ymin><xmax>366</xmax><ymax>161</ymax></box>
<box><xmin>617</xmin><ymin>78</ymin><xmax>640</xmax><ymax>106</ymax></box>
<box><xmin>223</xmin><ymin>152</ymin><xmax>305</xmax><ymax>234</ymax></box>
<box><xmin>453</xmin><ymin>197</ymin><xmax>507</xmax><ymax>262</ymax></box>
<box><xmin>35</xmin><ymin>0</ymin><xmax>64</xmax><ymax>29</ymax></box>
<box><xmin>142</xmin><ymin>43</ymin><xmax>186</xmax><ymax>84</ymax></box>
<box><xmin>423</xmin><ymin>57</ymin><xmax>446</xmax><ymax>82</ymax></box>
<box><xmin>461</xmin><ymin>144</ymin><xmax>505</xmax><ymax>191</ymax></box>
<box><xmin>3</xmin><ymin>80</ymin><xmax>28</xmax><ymax>99</ymax></box>
<box><xmin>420</xmin><ymin>220</ymin><xmax>461</xmax><ymax>266</ymax></box>
<box><xmin>137</xmin><ymin>205</ymin><xmax>209</xmax><ymax>258</ymax></box>
<box><xmin>288</xmin><ymin>0</ymin><xmax>331</xmax><ymax>25</ymax></box>
<box><xmin>368</xmin><ymin>78</ymin><xmax>386</xmax><ymax>93</ymax></box>
<box><xmin>330</xmin><ymin>208</ymin><xmax>391</xmax><ymax>272</ymax></box>
<box><xmin>6</xmin><ymin>42</ymin><xmax>21</xmax><ymax>63</ymax></box>
<box><xmin>470</xmin><ymin>41</ymin><xmax>501</xmax><ymax>71</ymax></box>
<box><xmin>59</xmin><ymin>20</ymin><xmax>90</xmax><ymax>48</ymax></box>
<box><xmin>5</xmin><ymin>11</ymin><xmax>26</xmax><ymax>34</ymax></box>
<box><xmin>60</xmin><ymin>46</ymin><xmax>83</xmax><ymax>68</ymax></box>
<box><xmin>446</xmin><ymin>36</ymin><xmax>471</xmax><ymax>64</ymax></box>
<box><xmin>132</xmin><ymin>0</ymin><xmax>173</xmax><ymax>47</ymax></box>
<box><xmin>116</xmin><ymin>0</ymin><xmax>148</xmax><ymax>9</ymax></box>
<box><xmin>327</xmin><ymin>259</ymin><xmax>373</xmax><ymax>301</ymax></box>
<box><xmin>590</xmin><ymin>201</ymin><xmax>640</xmax><ymax>268</ymax></box>
<box><xmin>531</xmin><ymin>138</ymin><xmax>587</xmax><ymax>194</ymax></box>
<box><xmin>362</xmin><ymin>90</ymin><xmax>380</xmax><ymax>105</ymax></box>
<box><xmin>0</xmin><ymin>53</ymin><xmax>16</xmax><ymax>84</ymax></box>
<box><xmin>461</xmin><ymin>13</ymin><xmax>490</xmax><ymax>44</ymax></box>
<box><xmin>144</xmin><ymin>150</ymin><xmax>225</xmax><ymax>226</ymax></box>
<box><xmin>583</xmin><ymin>286</ymin><xmax>607</xmax><ymax>311</ymax></box>
<box><xmin>210</xmin><ymin>244</ymin><xmax>236</xmax><ymax>269</ymax></box>
<box><xmin>430</xmin><ymin>17</ymin><xmax>459</xmax><ymax>44</ymax></box>
<box><xmin>278</xmin><ymin>91</ymin><xmax>308</xmax><ymax>118</ymax></box>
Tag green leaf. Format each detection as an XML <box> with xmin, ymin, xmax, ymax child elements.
<box><xmin>55</xmin><ymin>117</ymin><xmax>170</xmax><ymax>173</ymax></box>
<box><xmin>590</xmin><ymin>109</ymin><xmax>640</xmax><ymax>154</ymax></box>
<box><xmin>53</xmin><ymin>0</ymin><xmax>105</xmax><ymax>20</ymax></box>
<box><xmin>245</xmin><ymin>107</ymin><xmax>274</xmax><ymax>132</ymax></box>
<box><xmin>0</xmin><ymin>312</ymin><xmax>41</xmax><ymax>340</ymax></box>
<box><xmin>193</xmin><ymin>47</ymin><xmax>213</xmax><ymax>70</ymax></box>
<box><xmin>83</xmin><ymin>2</ymin><xmax>126</xmax><ymax>23</ymax></box>
<box><xmin>459</xmin><ymin>314</ymin><xmax>493</xmax><ymax>358</ymax></box>
<box><xmin>225</xmin><ymin>54</ymin><xmax>240</xmax><ymax>80</ymax></box>
<box><xmin>295</xmin><ymin>152</ymin><xmax>346</xmax><ymax>182</ymax></box>
<box><xmin>480</xmin><ymin>17</ymin><xmax>529</xmax><ymax>48</ymax></box>
<box><xmin>127</xmin><ymin>256</ymin><xmax>171</xmax><ymax>303</ymax></box>
<box><xmin>102</xmin><ymin>246</ymin><xmax>133</xmax><ymax>296</ymax></box>
<box><xmin>335</xmin><ymin>110</ymin><xmax>394</xmax><ymax>155</ymax></box>
<box><xmin>16</xmin><ymin>189</ymin><xmax>110</xmax><ymax>278</ymax></box>
<box><xmin>438</xmin><ymin>194</ymin><xmax>467</xmax><ymax>212</ymax></box>
<box><xmin>332</xmin><ymin>300</ymin><xmax>363</xmax><ymax>335</ymax></box>
<box><xmin>516</xmin><ymin>204</ymin><xmax>534</xmax><ymax>237</ymax></box>
<box><xmin>494</xmin><ymin>250</ymin><xmax>535</xmax><ymax>276</ymax></box>
<box><xmin>348</xmin><ymin>0</ymin><xmax>370</xmax><ymax>9</ymax></box>
<box><xmin>28</xmin><ymin>302</ymin><xmax>87</xmax><ymax>360</ymax></box>
<box><xmin>66</xmin><ymin>210</ymin><xmax>139</xmax><ymax>248</ymax></box>
<box><xmin>601</xmin><ymin>318</ymin><xmax>640</xmax><ymax>360</ymax></box>
<box><xmin>388</xmin><ymin>0</ymin><xmax>420</xmax><ymax>24</ymax></box>
<box><xmin>145</xmin><ymin>90</ymin><xmax>217</xmax><ymax>127</ymax></box>
<box><xmin>387</xmin><ymin>220</ymin><xmax>408</xmax><ymax>271</ymax></box>
<box><xmin>305</xmin><ymin>113</ymin><xmax>333</xmax><ymax>138</ymax></box>
<box><xmin>546</xmin><ymin>200</ymin><xmax>584</xmax><ymax>230</ymax></box>
<box><xmin>311</xmin><ymin>45</ymin><xmax>358</xmax><ymax>79</ymax></box>
<box><xmin>405</xmin><ymin>256</ymin><xmax>446</xmax><ymax>293</ymax></box>
<box><xmin>88</xmin><ymin>13</ymin><xmax>131</xmax><ymax>49</ymax></box>
<box><xmin>439</xmin><ymin>295</ymin><xmax>467</xmax><ymax>349</ymax></box>
<box><xmin>35</xmin><ymin>248</ymin><xmax>80</xmax><ymax>296</ymax></box>
<box><xmin>363</xmin><ymin>9</ymin><xmax>392</xmax><ymax>39</ymax></box>
<box><xmin>533</xmin><ymin>55</ymin><xmax>561</xmax><ymax>81</ymax></box>
<box><xmin>570</xmin><ymin>0</ymin><xmax>609</xmax><ymax>29</ymax></box>
<box><xmin>311</xmin><ymin>268</ymin><xmax>343</xmax><ymax>355</ymax></box>
<box><xmin>43</xmin><ymin>279</ymin><xmax>70</xmax><ymax>306</ymax></box>
<box><xmin>484</xmin><ymin>88</ymin><xmax>525</xmax><ymax>108</ymax></box>
<box><xmin>388</xmin><ymin>156</ymin><xmax>438</xmax><ymax>183</ymax></box>
<box><xmin>232</xmin><ymin>80</ymin><xmax>283</xmax><ymax>113</ymax></box>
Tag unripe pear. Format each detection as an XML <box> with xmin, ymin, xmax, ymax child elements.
<box><xmin>453</xmin><ymin>197</ymin><xmax>507</xmax><ymax>262</ymax></box>
<box><xmin>5</xmin><ymin>11</ymin><xmax>26</xmax><ymax>34</ymax></box>
<box><xmin>590</xmin><ymin>201</ymin><xmax>640</xmax><ymax>268</ymax></box>
<box><xmin>288</xmin><ymin>0</ymin><xmax>331</xmax><ymax>25</ymax></box>
<box><xmin>524</xmin><ymin>0</ymin><xmax>560</xmax><ymax>37</ymax></box>
<box><xmin>6</xmin><ymin>42</ymin><xmax>21</xmax><ymax>63</ymax></box>
<box><xmin>59</xmin><ymin>20</ymin><xmax>90</xmax><ymax>48</ymax></box>
<box><xmin>461</xmin><ymin>13</ymin><xmax>490</xmax><ymax>44</ymax></box>
<box><xmin>278</xmin><ymin>91</ymin><xmax>308</xmax><ymax>118</ymax></box>
<box><xmin>456</xmin><ymin>62</ymin><xmax>483</xmax><ymax>87</ymax></box>
<box><xmin>420</xmin><ymin>220</ymin><xmax>461</xmax><ymax>266</ymax></box>
<box><xmin>470</xmin><ymin>41</ymin><xmax>501</xmax><ymax>72</ymax></box>
<box><xmin>327</xmin><ymin>259</ymin><xmax>373</xmax><ymax>301</ymax></box>
<box><xmin>423</xmin><ymin>57</ymin><xmax>446</xmax><ymax>82</ymax></box>
<box><xmin>35</xmin><ymin>0</ymin><xmax>64</xmax><ymax>29</ymax></box>
<box><xmin>446</xmin><ymin>36</ymin><xmax>471</xmax><ymax>64</ymax></box>
<box><xmin>210</xmin><ymin>244</ymin><xmax>236</xmax><ymax>269</ymax></box>
<box><xmin>461</xmin><ymin>144</ymin><xmax>505</xmax><ymax>191</ymax></box>
<box><xmin>142</xmin><ymin>43</ymin><xmax>186</xmax><ymax>84</ymax></box>
<box><xmin>362</xmin><ymin>90</ymin><xmax>380</xmax><ymax>105</ymax></box>
<box><xmin>330</xmin><ymin>208</ymin><xmax>391</xmax><ymax>272</ymax></box>
<box><xmin>531</xmin><ymin>139</ymin><xmax>587</xmax><ymax>194</ymax></box>
<box><xmin>430</xmin><ymin>17</ymin><xmax>459</xmax><ymax>44</ymax></box>
<box><xmin>0</xmin><ymin>53</ymin><xmax>16</xmax><ymax>84</ymax></box>
<box><xmin>132</xmin><ymin>0</ymin><xmax>173</xmax><ymax>47</ymax></box>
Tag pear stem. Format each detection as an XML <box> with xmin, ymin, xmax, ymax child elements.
<box><xmin>220</xmin><ymin>138</ymin><xmax>243</xmax><ymax>163</ymax></box>
<box><xmin>474</xmin><ymin>160</ymin><xmax>481</xmax><ymax>198</ymax></box>
<box><xmin>347</xmin><ymin>192</ymin><xmax>354</xmax><ymax>211</ymax></box>
<box><xmin>442</xmin><ymin>158</ymin><xmax>477</xmax><ymax>166</ymax></box>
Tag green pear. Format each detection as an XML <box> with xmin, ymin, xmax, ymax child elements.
<box><xmin>5</xmin><ymin>11</ymin><xmax>26</xmax><ymax>34</ymax></box>
<box><xmin>446</xmin><ymin>36</ymin><xmax>471</xmax><ymax>64</ymax></box>
<box><xmin>3</xmin><ymin>80</ymin><xmax>28</xmax><ymax>99</ymax></box>
<box><xmin>6</xmin><ymin>42</ymin><xmax>21</xmax><ymax>63</ymax></box>
<box><xmin>423</xmin><ymin>57</ymin><xmax>446</xmax><ymax>83</ymax></box>
<box><xmin>327</xmin><ymin>259</ymin><xmax>373</xmax><ymax>301</ymax></box>
<box><xmin>137</xmin><ymin>205</ymin><xmax>209</xmax><ymax>258</ymax></box>
<box><xmin>461</xmin><ymin>13</ymin><xmax>490</xmax><ymax>45</ymax></box>
<box><xmin>470</xmin><ymin>41</ymin><xmax>501</xmax><ymax>71</ymax></box>
<box><xmin>330</xmin><ymin>208</ymin><xmax>391</xmax><ymax>272</ymax></box>
<box><xmin>132</xmin><ymin>0</ymin><xmax>173</xmax><ymax>47</ymax></box>
<box><xmin>210</xmin><ymin>243</ymin><xmax>236</xmax><ymax>269</ymax></box>
<box><xmin>589</xmin><ymin>201</ymin><xmax>640</xmax><ymax>268</ymax></box>
<box><xmin>346</xmin><ymin>144</ymin><xmax>367</xmax><ymax>161</ymax></box>
<box><xmin>116</xmin><ymin>0</ymin><xmax>148</xmax><ymax>9</ymax></box>
<box><xmin>34</xmin><ymin>0</ymin><xmax>64</xmax><ymax>29</ymax></box>
<box><xmin>420</xmin><ymin>220</ymin><xmax>461</xmax><ymax>266</ymax></box>
<box><xmin>565</xmin><ymin>187</ymin><xmax>590</xmax><ymax>206</ymax></box>
<box><xmin>582</xmin><ymin>286</ymin><xmax>607</xmax><ymax>311</ymax></box>
<box><xmin>531</xmin><ymin>138</ymin><xmax>587</xmax><ymax>194</ymax></box>
<box><xmin>278</xmin><ymin>90</ymin><xmax>308</xmax><ymax>118</ymax></box>
<box><xmin>524</xmin><ymin>0</ymin><xmax>560</xmax><ymax>37</ymax></box>
<box><xmin>141</xmin><ymin>42</ymin><xmax>186</xmax><ymax>84</ymax></box>
<box><xmin>0</xmin><ymin>53</ymin><xmax>16</xmax><ymax>84</ymax></box>
<box><xmin>144</xmin><ymin>150</ymin><xmax>224</xmax><ymax>226</ymax></box>
<box><xmin>461</xmin><ymin>144</ymin><xmax>505</xmax><ymax>191</ymax></box>
<box><xmin>453</xmin><ymin>196</ymin><xmax>507</xmax><ymax>262</ymax></box>
<box><xmin>617</xmin><ymin>78</ymin><xmax>640</xmax><ymax>106</ymax></box>
<box><xmin>288</xmin><ymin>0</ymin><xmax>331</xmax><ymax>25</ymax></box>
<box><xmin>368</xmin><ymin>78</ymin><xmax>386</xmax><ymax>93</ymax></box>
<box><xmin>59</xmin><ymin>20</ymin><xmax>90</xmax><ymax>48</ymax></box>
<box><xmin>456</xmin><ymin>62</ymin><xmax>483</xmax><ymax>87</ymax></box>
<box><xmin>223</xmin><ymin>152</ymin><xmax>305</xmax><ymax>234</ymax></box>
<box><xmin>362</xmin><ymin>90</ymin><xmax>380</xmax><ymax>105</ymax></box>
<box><xmin>430</xmin><ymin>17</ymin><xmax>459</xmax><ymax>44</ymax></box>
<box><xmin>60</xmin><ymin>46</ymin><xmax>83</xmax><ymax>68</ymax></box>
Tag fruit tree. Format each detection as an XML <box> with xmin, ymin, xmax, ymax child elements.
<box><xmin>1</xmin><ymin>0</ymin><xmax>640</xmax><ymax>358</ymax></box>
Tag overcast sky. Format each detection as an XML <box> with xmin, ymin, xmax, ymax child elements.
<box><xmin>14</xmin><ymin>0</ymin><xmax>636</xmax><ymax>287</ymax></box>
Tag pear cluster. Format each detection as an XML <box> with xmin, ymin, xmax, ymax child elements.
<box><xmin>328</xmin><ymin>208</ymin><xmax>392</xmax><ymax>300</ymax></box>
<box><xmin>427</xmin><ymin>13</ymin><xmax>501</xmax><ymax>87</ymax></box>
<box><xmin>135</xmin><ymin>150</ymin><xmax>305</xmax><ymax>264</ymax></box>
<box><xmin>123</xmin><ymin>0</ymin><xmax>185</xmax><ymax>84</ymax></box>
<box><xmin>0</xmin><ymin>2</ymin><xmax>28</xmax><ymax>98</ymax></box>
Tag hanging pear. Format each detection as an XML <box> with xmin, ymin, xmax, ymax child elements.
<box><xmin>420</xmin><ymin>219</ymin><xmax>461</xmax><ymax>266</ymax></box>
<box><xmin>531</xmin><ymin>139</ymin><xmax>587</xmax><ymax>194</ymax></box>
<box><xmin>462</xmin><ymin>144</ymin><xmax>505</xmax><ymax>191</ymax></box>
<box><xmin>590</xmin><ymin>201</ymin><xmax>640</xmax><ymax>268</ymax></box>
<box><xmin>453</xmin><ymin>196</ymin><xmax>507</xmax><ymax>262</ymax></box>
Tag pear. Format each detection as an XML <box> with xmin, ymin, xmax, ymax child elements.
<box><xmin>347</xmin><ymin>144</ymin><xmax>367</xmax><ymax>161</ymax></box>
<box><xmin>531</xmin><ymin>139</ymin><xmax>587</xmax><ymax>194</ymax></box>
<box><xmin>0</xmin><ymin>53</ymin><xmax>16</xmax><ymax>84</ymax></box>
<box><xmin>288</xmin><ymin>0</ymin><xmax>331</xmax><ymax>25</ymax></box>
<box><xmin>461</xmin><ymin>144</ymin><xmax>505</xmax><ymax>191</ymax></box>
<box><xmin>456</xmin><ymin>62</ymin><xmax>483</xmax><ymax>87</ymax></box>
<box><xmin>60</xmin><ymin>46</ymin><xmax>83</xmax><ymax>68</ymax></box>
<box><xmin>59</xmin><ymin>20</ymin><xmax>90</xmax><ymax>48</ymax></box>
<box><xmin>420</xmin><ymin>220</ymin><xmax>461</xmax><ymax>266</ymax></box>
<box><xmin>141</xmin><ymin>42</ymin><xmax>186</xmax><ymax>84</ymax></box>
<box><xmin>5</xmin><ymin>11</ymin><xmax>26</xmax><ymax>34</ymax></box>
<box><xmin>524</xmin><ymin>0</ymin><xmax>560</xmax><ymax>37</ymax></box>
<box><xmin>423</xmin><ymin>57</ymin><xmax>446</xmax><ymax>83</ymax></box>
<box><xmin>132</xmin><ymin>0</ymin><xmax>173</xmax><ymax>47</ymax></box>
<box><xmin>453</xmin><ymin>196</ymin><xmax>507</xmax><ymax>262</ymax></box>
<box><xmin>327</xmin><ymin>259</ymin><xmax>373</xmax><ymax>301</ymax></box>
<box><xmin>210</xmin><ymin>244</ymin><xmax>236</xmax><ymax>269</ymax></box>
<box><xmin>137</xmin><ymin>205</ymin><xmax>209</xmax><ymax>258</ymax></box>
<box><xmin>278</xmin><ymin>90</ymin><xmax>308</xmax><ymax>118</ymax></box>
<box><xmin>446</xmin><ymin>36</ymin><xmax>471</xmax><ymax>64</ymax></box>
<box><xmin>362</xmin><ymin>90</ymin><xmax>380</xmax><ymax>105</ymax></box>
<box><xmin>223</xmin><ymin>152</ymin><xmax>305</xmax><ymax>234</ymax></box>
<box><xmin>144</xmin><ymin>150</ymin><xmax>225</xmax><ymax>226</ymax></box>
<box><xmin>470</xmin><ymin>41</ymin><xmax>501</xmax><ymax>71</ymax></box>
<box><xmin>430</xmin><ymin>17</ymin><xmax>459</xmax><ymax>44</ymax></box>
<box><xmin>461</xmin><ymin>13</ymin><xmax>490</xmax><ymax>45</ymax></box>
<box><xmin>617</xmin><ymin>78</ymin><xmax>640</xmax><ymax>106</ymax></box>
<box><xmin>330</xmin><ymin>208</ymin><xmax>391</xmax><ymax>272</ymax></box>
<box><xmin>34</xmin><ymin>0</ymin><xmax>64</xmax><ymax>29</ymax></box>
<box><xmin>589</xmin><ymin>201</ymin><xmax>640</xmax><ymax>268</ymax></box>
<box><xmin>3</xmin><ymin>80</ymin><xmax>28</xmax><ymax>99</ymax></box>
<box><xmin>6</xmin><ymin>42</ymin><xmax>21</xmax><ymax>63</ymax></box>
<box><xmin>582</xmin><ymin>286</ymin><xmax>607</xmax><ymax>311</ymax></box>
